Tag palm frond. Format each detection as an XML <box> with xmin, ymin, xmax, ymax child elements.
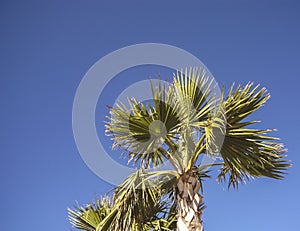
<box><xmin>106</xmin><ymin>98</ymin><xmax>171</xmax><ymax>168</ymax></box>
<box><xmin>68</xmin><ymin>196</ymin><xmax>114</xmax><ymax>231</ymax></box>
<box><xmin>95</xmin><ymin>169</ymin><xmax>178</xmax><ymax>230</ymax></box>
<box><xmin>106</xmin><ymin>75</ymin><xmax>187</xmax><ymax>169</ymax></box>
<box><xmin>143</xmin><ymin>215</ymin><xmax>177</xmax><ymax>231</ymax></box>
<box><xmin>173</xmin><ymin>68</ymin><xmax>224</xmax><ymax>129</ymax></box>
<box><xmin>218</xmin><ymin>83</ymin><xmax>290</xmax><ymax>188</ymax></box>
<box><xmin>150</xmin><ymin>79</ymin><xmax>181</xmax><ymax>135</ymax></box>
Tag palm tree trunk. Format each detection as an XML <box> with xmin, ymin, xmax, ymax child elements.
<box><xmin>177</xmin><ymin>170</ymin><xmax>204</xmax><ymax>231</ymax></box>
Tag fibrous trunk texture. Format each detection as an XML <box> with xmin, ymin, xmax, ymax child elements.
<box><xmin>177</xmin><ymin>170</ymin><xmax>204</xmax><ymax>231</ymax></box>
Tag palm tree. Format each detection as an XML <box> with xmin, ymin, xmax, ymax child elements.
<box><xmin>69</xmin><ymin>68</ymin><xmax>290</xmax><ymax>231</ymax></box>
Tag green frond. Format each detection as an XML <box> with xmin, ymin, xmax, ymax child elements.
<box><xmin>106</xmin><ymin>98</ymin><xmax>171</xmax><ymax>168</ymax></box>
<box><xmin>218</xmin><ymin>83</ymin><xmax>290</xmax><ymax>188</ymax></box>
<box><xmin>150</xmin><ymin>79</ymin><xmax>181</xmax><ymax>134</ymax></box>
<box><xmin>95</xmin><ymin>169</ymin><xmax>178</xmax><ymax>230</ymax></box>
<box><xmin>173</xmin><ymin>67</ymin><xmax>219</xmax><ymax>125</ymax></box>
<box><xmin>225</xmin><ymin>83</ymin><xmax>269</xmax><ymax>124</ymax></box>
<box><xmin>68</xmin><ymin>196</ymin><xmax>114</xmax><ymax>231</ymax></box>
<box><xmin>106</xmin><ymin>76</ymin><xmax>186</xmax><ymax>169</ymax></box>
<box><xmin>143</xmin><ymin>215</ymin><xmax>177</xmax><ymax>231</ymax></box>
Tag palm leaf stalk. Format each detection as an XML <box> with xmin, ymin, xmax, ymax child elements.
<box><xmin>69</xmin><ymin>67</ymin><xmax>290</xmax><ymax>231</ymax></box>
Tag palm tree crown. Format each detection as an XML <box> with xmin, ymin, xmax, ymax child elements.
<box><xmin>69</xmin><ymin>68</ymin><xmax>290</xmax><ymax>231</ymax></box>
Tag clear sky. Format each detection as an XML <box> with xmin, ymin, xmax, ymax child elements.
<box><xmin>1</xmin><ymin>0</ymin><xmax>300</xmax><ymax>230</ymax></box>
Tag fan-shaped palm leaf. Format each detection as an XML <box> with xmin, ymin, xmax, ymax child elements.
<box><xmin>68</xmin><ymin>196</ymin><xmax>115</xmax><ymax>231</ymax></box>
<box><xmin>218</xmin><ymin>83</ymin><xmax>290</xmax><ymax>188</ymax></box>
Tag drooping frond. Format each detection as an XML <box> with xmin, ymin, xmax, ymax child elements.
<box><xmin>93</xmin><ymin>169</ymin><xmax>178</xmax><ymax>231</ymax></box>
<box><xmin>218</xmin><ymin>83</ymin><xmax>290</xmax><ymax>188</ymax></box>
<box><xmin>68</xmin><ymin>196</ymin><xmax>114</xmax><ymax>231</ymax></box>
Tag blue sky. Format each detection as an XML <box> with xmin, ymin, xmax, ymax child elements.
<box><xmin>1</xmin><ymin>0</ymin><xmax>300</xmax><ymax>230</ymax></box>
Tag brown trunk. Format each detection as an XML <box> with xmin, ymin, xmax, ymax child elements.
<box><xmin>176</xmin><ymin>170</ymin><xmax>204</xmax><ymax>231</ymax></box>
